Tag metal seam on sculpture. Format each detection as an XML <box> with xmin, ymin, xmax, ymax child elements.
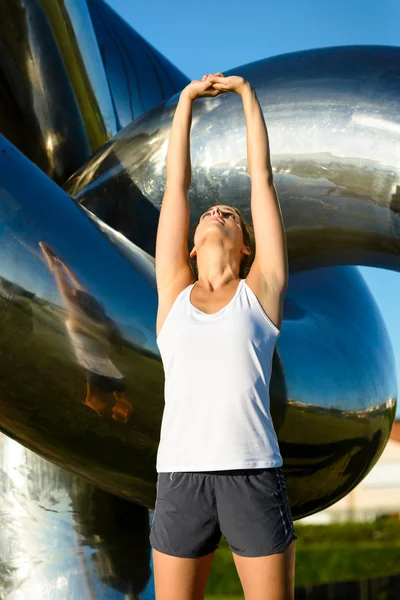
<box><xmin>106</xmin><ymin>8</ymin><xmax>147</xmax><ymax>113</ymax></box>
<box><xmin>92</xmin><ymin>1</ymin><xmax>137</xmax><ymax>118</ymax></box>
<box><xmin>145</xmin><ymin>45</ymin><xmax>176</xmax><ymax>96</ymax></box>
<box><xmin>101</xmin><ymin>0</ymin><xmax>147</xmax><ymax>114</ymax></box>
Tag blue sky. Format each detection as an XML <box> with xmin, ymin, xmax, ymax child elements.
<box><xmin>108</xmin><ymin>0</ymin><xmax>400</xmax><ymax>417</ymax></box>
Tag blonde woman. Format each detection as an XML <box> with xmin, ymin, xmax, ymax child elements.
<box><xmin>150</xmin><ymin>73</ymin><xmax>296</xmax><ymax>599</ymax></box>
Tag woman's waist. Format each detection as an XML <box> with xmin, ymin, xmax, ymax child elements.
<box><xmin>160</xmin><ymin>402</ymin><xmax>277</xmax><ymax>445</ymax></box>
<box><xmin>164</xmin><ymin>381</ymin><xmax>272</xmax><ymax>407</ymax></box>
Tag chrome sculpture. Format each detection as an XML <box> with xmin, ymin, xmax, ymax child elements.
<box><xmin>0</xmin><ymin>433</ymin><xmax>152</xmax><ymax>599</ymax></box>
<box><xmin>86</xmin><ymin>0</ymin><xmax>189</xmax><ymax>129</ymax></box>
<box><xmin>0</xmin><ymin>131</ymin><xmax>396</xmax><ymax>518</ymax></box>
<box><xmin>0</xmin><ymin>0</ymin><xmax>188</xmax><ymax>183</ymax></box>
<box><xmin>65</xmin><ymin>45</ymin><xmax>400</xmax><ymax>269</ymax></box>
<box><xmin>0</xmin><ymin>1</ymin><xmax>399</xmax><ymax>597</ymax></box>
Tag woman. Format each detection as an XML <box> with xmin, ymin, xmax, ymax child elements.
<box><xmin>39</xmin><ymin>242</ymin><xmax>133</xmax><ymax>423</ymax></box>
<box><xmin>150</xmin><ymin>73</ymin><xmax>296</xmax><ymax>599</ymax></box>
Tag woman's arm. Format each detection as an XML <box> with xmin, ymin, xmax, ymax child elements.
<box><xmin>57</xmin><ymin>260</ymin><xmax>86</xmax><ymax>292</ymax></box>
<box><xmin>209</xmin><ymin>76</ymin><xmax>288</xmax><ymax>289</ymax></box>
<box><xmin>39</xmin><ymin>242</ymin><xmax>86</xmax><ymax>318</ymax></box>
<box><xmin>209</xmin><ymin>75</ymin><xmax>288</xmax><ymax>329</ymax></box>
<box><xmin>39</xmin><ymin>243</ymin><xmax>76</xmax><ymax>306</ymax></box>
<box><xmin>155</xmin><ymin>90</ymin><xmax>194</xmax><ymax>292</ymax></box>
<box><xmin>240</xmin><ymin>81</ymin><xmax>288</xmax><ymax>288</ymax></box>
<box><xmin>155</xmin><ymin>75</ymin><xmax>224</xmax><ymax>334</ymax></box>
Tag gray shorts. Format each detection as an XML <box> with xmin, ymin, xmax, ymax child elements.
<box><xmin>149</xmin><ymin>467</ymin><xmax>297</xmax><ymax>558</ymax></box>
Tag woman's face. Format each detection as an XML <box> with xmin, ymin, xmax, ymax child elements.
<box><xmin>190</xmin><ymin>205</ymin><xmax>248</xmax><ymax>259</ymax></box>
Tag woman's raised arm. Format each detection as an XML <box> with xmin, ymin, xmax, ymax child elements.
<box><xmin>155</xmin><ymin>75</ymin><xmax>223</xmax><ymax>335</ymax></box>
<box><xmin>210</xmin><ymin>75</ymin><xmax>288</xmax><ymax>288</ymax></box>
<box><xmin>209</xmin><ymin>75</ymin><xmax>288</xmax><ymax>329</ymax></box>
<box><xmin>155</xmin><ymin>89</ymin><xmax>193</xmax><ymax>296</ymax></box>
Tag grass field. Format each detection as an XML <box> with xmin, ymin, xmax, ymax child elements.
<box><xmin>203</xmin><ymin>520</ymin><xmax>400</xmax><ymax>597</ymax></box>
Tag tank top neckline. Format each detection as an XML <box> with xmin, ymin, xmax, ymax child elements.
<box><xmin>189</xmin><ymin>278</ymin><xmax>245</xmax><ymax>317</ymax></box>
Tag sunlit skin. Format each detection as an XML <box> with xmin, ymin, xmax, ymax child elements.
<box><xmin>154</xmin><ymin>72</ymin><xmax>294</xmax><ymax>599</ymax></box>
<box><xmin>189</xmin><ymin>205</ymin><xmax>250</xmax><ymax>293</ymax></box>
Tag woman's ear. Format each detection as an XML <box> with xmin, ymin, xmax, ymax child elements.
<box><xmin>242</xmin><ymin>245</ymin><xmax>251</xmax><ymax>257</ymax></box>
<box><xmin>190</xmin><ymin>246</ymin><xmax>197</xmax><ymax>259</ymax></box>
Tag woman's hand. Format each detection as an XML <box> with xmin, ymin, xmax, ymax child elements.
<box><xmin>182</xmin><ymin>72</ymin><xmax>225</xmax><ymax>101</ymax></box>
<box><xmin>39</xmin><ymin>241</ymin><xmax>55</xmax><ymax>257</ymax></box>
<box><xmin>39</xmin><ymin>241</ymin><xmax>63</xmax><ymax>271</ymax></box>
<box><xmin>208</xmin><ymin>75</ymin><xmax>249</xmax><ymax>95</ymax></box>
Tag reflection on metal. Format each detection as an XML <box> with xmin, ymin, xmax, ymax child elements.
<box><xmin>0</xmin><ymin>134</ymin><xmax>162</xmax><ymax>511</ymax></box>
<box><xmin>2</xmin><ymin>4</ymin><xmax>396</xmax><ymax>596</ymax></box>
<box><xmin>0</xmin><ymin>433</ymin><xmax>153</xmax><ymax>599</ymax></box>
<box><xmin>0</xmin><ymin>0</ymin><xmax>189</xmax><ymax>183</ymax></box>
<box><xmin>0</xmin><ymin>134</ymin><xmax>396</xmax><ymax>520</ymax></box>
<box><xmin>279</xmin><ymin>266</ymin><xmax>396</xmax><ymax>516</ymax></box>
<box><xmin>65</xmin><ymin>45</ymin><xmax>400</xmax><ymax>269</ymax></box>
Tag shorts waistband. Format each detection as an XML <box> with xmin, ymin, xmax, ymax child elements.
<box><xmin>169</xmin><ymin>467</ymin><xmax>279</xmax><ymax>476</ymax></box>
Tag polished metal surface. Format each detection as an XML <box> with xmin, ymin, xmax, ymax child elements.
<box><xmin>2</xmin><ymin>5</ymin><xmax>398</xmax><ymax>595</ymax></box>
<box><xmin>0</xmin><ymin>134</ymin><xmax>396</xmax><ymax>520</ymax></box>
<box><xmin>65</xmin><ymin>45</ymin><xmax>400</xmax><ymax>269</ymax></box>
<box><xmin>0</xmin><ymin>433</ymin><xmax>154</xmax><ymax>599</ymax></box>
<box><xmin>0</xmin><ymin>0</ymin><xmax>189</xmax><ymax>183</ymax></box>
<box><xmin>278</xmin><ymin>266</ymin><xmax>396</xmax><ymax>516</ymax></box>
<box><xmin>0</xmin><ymin>0</ymin><xmax>110</xmax><ymax>182</ymax></box>
<box><xmin>87</xmin><ymin>0</ymin><xmax>189</xmax><ymax>129</ymax></box>
<box><xmin>0</xmin><ymin>133</ymin><xmax>162</xmax><ymax>510</ymax></box>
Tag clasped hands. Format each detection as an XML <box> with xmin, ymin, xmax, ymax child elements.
<box><xmin>39</xmin><ymin>241</ymin><xmax>65</xmax><ymax>272</ymax></box>
<box><xmin>183</xmin><ymin>72</ymin><xmax>249</xmax><ymax>101</ymax></box>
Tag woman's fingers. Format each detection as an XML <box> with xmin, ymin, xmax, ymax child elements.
<box><xmin>199</xmin><ymin>72</ymin><xmax>224</xmax><ymax>82</ymax></box>
<box><xmin>209</xmin><ymin>82</ymin><xmax>227</xmax><ymax>90</ymax></box>
<box><xmin>187</xmin><ymin>73</ymin><xmax>226</xmax><ymax>98</ymax></box>
<box><xmin>204</xmin><ymin>73</ymin><xmax>223</xmax><ymax>79</ymax></box>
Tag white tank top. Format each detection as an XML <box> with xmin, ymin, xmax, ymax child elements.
<box><xmin>156</xmin><ymin>278</ymin><xmax>283</xmax><ymax>472</ymax></box>
<box><xmin>65</xmin><ymin>321</ymin><xmax>124</xmax><ymax>379</ymax></box>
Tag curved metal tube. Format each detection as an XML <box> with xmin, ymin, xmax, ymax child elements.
<box><xmin>65</xmin><ymin>45</ymin><xmax>400</xmax><ymax>271</ymax></box>
<box><xmin>87</xmin><ymin>0</ymin><xmax>189</xmax><ymax>129</ymax></box>
<box><xmin>0</xmin><ymin>433</ymin><xmax>153</xmax><ymax>599</ymax></box>
<box><xmin>0</xmin><ymin>133</ymin><xmax>162</xmax><ymax>508</ymax></box>
<box><xmin>0</xmin><ymin>134</ymin><xmax>396</xmax><ymax>519</ymax></box>
<box><xmin>278</xmin><ymin>266</ymin><xmax>396</xmax><ymax>516</ymax></box>
<box><xmin>0</xmin><ymin>0</ymin><xmax>189</xmax><ymax>183</ymax></box>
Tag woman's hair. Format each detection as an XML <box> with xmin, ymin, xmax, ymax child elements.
<box><xmin>189</xmin><ymin>206</ymin><xmax>255</xmax><ymax>279</ymax></box>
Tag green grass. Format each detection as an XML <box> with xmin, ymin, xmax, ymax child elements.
<box><xmin>204</xmin><ymin>520</ymin><xmax>400</xmax><ymax>597</ymax></box>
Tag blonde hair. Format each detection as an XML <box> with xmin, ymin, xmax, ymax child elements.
<box><xmin>189</xmin><ymin>206</ymin><xmax>255</xmax><ymax>279</ymax></box>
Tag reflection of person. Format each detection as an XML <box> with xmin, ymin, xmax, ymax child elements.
<box><xmin>150</xmin><ymin>74</ymin><xmax>296</xmax><ymax>598</ymax></box>
<box><xmin>39</xmin><ymin>242</ymin><xmax>133</xmax><ymax>423</ymax></box>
